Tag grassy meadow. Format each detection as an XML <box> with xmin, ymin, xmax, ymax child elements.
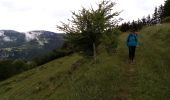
<box><xmin>0</xmin><ymin>23</ymin><xmax>169</xmax><ymax>100</ymax></box>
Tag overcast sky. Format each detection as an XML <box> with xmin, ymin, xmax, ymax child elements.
<box><xmin>0</xmin><ymin>0</ymin><xmax>164</xmax><ymax>32</ymax></box>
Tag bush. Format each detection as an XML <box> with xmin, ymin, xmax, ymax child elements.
<box><xmin>162</xmin><ymin>17</ymin><xmax>170</xmax><ymax>23</ymax></box>
<box><xmin>33</xmin><ymin>48</ymin><xmax>73</xmax><ymax>66</ymax></box>
<box><xmin>100</xmin><ymin>29</ymin><xmax>120</xmax><ymax>54</ymax></box>
<box><xmin>0</xmin><ymin>60</ymin><xmax>36</xmax><ymax>81</ymax></box>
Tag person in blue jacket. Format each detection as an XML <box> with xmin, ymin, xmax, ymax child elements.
<box><xmin>127</xmin><ymin>30</ymin><xmax>138</xmax><ymax>63</ymax></box>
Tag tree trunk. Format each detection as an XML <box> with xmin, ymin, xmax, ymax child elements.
<box><xmin>93</xmin><ymin>42</ymin><xmax>97</xmax><ymax>62</ymax></box>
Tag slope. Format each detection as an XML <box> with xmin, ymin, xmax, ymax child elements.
<box><xmin>0</xmin><ymin>23</ymin><xmax>170</xmax><ymax>100</ymax></box>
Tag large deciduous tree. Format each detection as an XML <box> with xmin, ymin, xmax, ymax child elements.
<box><xmin>57</xmin><ymin>0</ymin><xmax>120</xmax><ymax>60</ymax></box>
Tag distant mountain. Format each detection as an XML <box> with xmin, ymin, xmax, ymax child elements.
<box><xmin>0</xmin><ymin>30</ymin><xmax>25</xmax><ymax>48</ymax></box>
<box><xmin>0</xmin><ymin>30</ymin><xmax>64</xmax><ymax>60</ymax></box>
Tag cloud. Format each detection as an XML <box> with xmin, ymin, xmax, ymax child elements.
<box><xmin>115</xmin><ymin>0</ymin><xmax>164</xmax><ymax>22</ymax></box>
<box><xmin>0</xmin><ymin>0</ymin><xmax>165</xmax><ymax>32</ymax></box>
<box><xmin>0</xmin><ymin>0</ymin><xmax>100</xmax><ymax>32</ymax></box>
<box><xmin>0</xmin><ymin>0</ymin><xmax>32</xmax><ymax>12</ymax></box>
<box><xmin>3</xmin><ymin>36</ymin><xmax>12</xmax><ymax>42</ymax></box>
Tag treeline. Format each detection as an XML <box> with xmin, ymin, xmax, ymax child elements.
<box><xmin>33</xmin><ymin>47</ymin><xmax>73</xmax><ymax>66</ymax></box>
<box><xmin>0</xmin><ymin>46</ymin><xmax>72</xmax><ymax>81</ymax></box>
<box><xmin>119</xmin><ymin>0</ymin><xmax>170</xmax><ymax>32</ymax></box>
<box><xmin>0</xmin><ymin>60</ymin><xmax>36</xmax><ymax>80</ymax></box>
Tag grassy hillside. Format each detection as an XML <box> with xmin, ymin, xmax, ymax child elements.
<box><xmin>0</xmin><ymin>24</ymin><xmax>170</xmax><ymax>100</ymax></box>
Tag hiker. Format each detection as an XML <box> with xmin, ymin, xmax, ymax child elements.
<box><xmin>127</xmin><ymin>30</ymin><xmax>138</xmax><ymax>64</ymax></box>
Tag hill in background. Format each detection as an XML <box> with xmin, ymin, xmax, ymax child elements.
<box><xmin>0</xmin><ymin>30</ymin><xmax>64</xmax><ymax>59</ymax></box>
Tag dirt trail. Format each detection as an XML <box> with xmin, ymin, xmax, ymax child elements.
<box><xmin>117</xmin><ymin>33</ymin><xmax>138</xmax><ymax>100</ymax></box>
<box><xmin>120</xmin><ymin>63</ymin><xmax>137</xmax><ymax>100</ymax></box>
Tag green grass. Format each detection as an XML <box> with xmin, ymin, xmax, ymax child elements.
<box><xmin>0</xmin><ymin>23</ymin><xmax>169</xmax><ymax>100</ymax></box>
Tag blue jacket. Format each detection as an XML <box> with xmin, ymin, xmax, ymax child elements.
<box><xmin>127</xmin><ymin>33</ymin><xmax>138</xmax><ymax>46</ymax></box>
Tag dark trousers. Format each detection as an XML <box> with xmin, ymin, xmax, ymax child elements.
<box><xmin>128</xmin><ymin>46</ymin><xmax>136</xmax><ymax>61</ymax></box>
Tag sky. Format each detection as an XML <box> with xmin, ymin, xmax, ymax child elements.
<box><xmin>0</xmin><ymin>0</ymin><xmax>165</xmax><ymax>33</ymax></box>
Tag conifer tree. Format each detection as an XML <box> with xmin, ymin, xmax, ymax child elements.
<box><xmin>146</xmin><ymin>14</ymin><xmax>151</xmax><ymax>25</ymax></box>
<box><xmin>152</xmin><ymin>7</ymin><xmax>159</xmax><ymax>24</ymax></box>
<box><xmin>158</xmin><ymin>4</ymin><xmax>164</xmax><ymax>22</ymax></box>
<box><xmin>141</xmin><ymin>16</ymin><xmax>147</xmax><ymax>25</ymax></box>
<box><xmin>162</xmin><ymin>0</ymin><xmax>170</xmax><ymax>19</ymax></box>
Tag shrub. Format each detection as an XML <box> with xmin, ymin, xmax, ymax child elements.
<box><xmin>100</xmin><ymin>29</ymin><xmax>120</xmax><ymax>54</ymax></box>
<box><xmin>162</xmin><ymin>17</ymin><xmax>170</xmax><ymax>23</ymax></box>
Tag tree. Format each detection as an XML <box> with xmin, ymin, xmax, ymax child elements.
<box><xmin>161</xmin><ymin>0</ymin><xmax>170</xmax><ymax>19</ymax></box>
<box><xmin>141</xmin><ymin>16</ymin><xmax>147</xmax><ymax>26</ymax></box>
<box><xmin>158</xmin><ymin>4</ymin><xmax>164</xmax><ymax>22</ymax></box>
<box><xmin>57</xmin><ymin>0</ymin><xmax>120</xmax><ymax>60</ymax></box>
<box><xmin>152</xmin><ymin>7</ymin><xmax>159</xmax><ymax>24</ymax></box>
<box><xmin>119</xmin><ymin>22</ymin><xmax>130</xmax><ymax>32</ymax></box>
<box><xmin>146</xmin><ymin>14</ymin><xmax>151</xmax><ymax>25</ymax></box>
<box><xmin>100</xmin><ymin>28</ymin><xmax>120</xmax><ymax>54</ymax></box>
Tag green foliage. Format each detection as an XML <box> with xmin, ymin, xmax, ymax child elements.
<box><xmin>100</xmin><ymin>28</ymin><xmax>120</xmax><ymax>54</ymax></box>
<box><xmin>57</xmin><ymin>0</ymin><xmax>120</xmax><ymax>57</ymax></box>
<box><xmin>33</xmin><ymin>48</ymin><xmax>73</xmax><ymax>66</ymax></box>
<box><xmin>161</xmin><ymin>0</ymin><xmax>170</xmax><ymax>19</ymax></box>
<box><xmin>0</xmin><ymin>60</ymin><xmax>13</xmax><ymax>80</ymax></box>
<box><xmin>119</xmin><ymin>17</ymin><xmax>150</xmax><ymax>32</ymax></box>
<box><xmin>12</xmin><ymin>59</ymin><xmax>26</xmax><ymax>72</ymax></box>
<box><xmin>162</xmin><ymin>16</ymin><xmax>170</xmax><ymax>23</ymax></box>
<box><xmin>0</xmin><ymin>60</ymin><xmax>36</xmax><ymax>81</ymax></box>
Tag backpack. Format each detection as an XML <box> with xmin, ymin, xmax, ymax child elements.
<box><xmin>128</xmin><ymin>34</ymin><xmax>137</xmax><ymax>42</ymax></box>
